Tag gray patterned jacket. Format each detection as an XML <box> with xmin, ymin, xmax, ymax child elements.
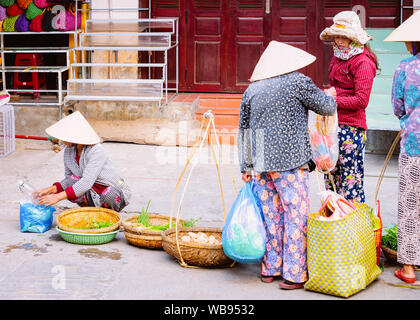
<box><xmin>238</xmin><ymin>72</ymin><xmax>337</xmax><ymax>173</ymax></box>
<box><xmin>60</xmin><ymin>144</ymin><xmax>131</xmax><ymax>205</ymax></box>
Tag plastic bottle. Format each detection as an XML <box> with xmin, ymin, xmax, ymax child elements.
<box><xmin>18</xmin><ymin>180</ymin><xmax>38</xmax><ymax>205</ymax></box>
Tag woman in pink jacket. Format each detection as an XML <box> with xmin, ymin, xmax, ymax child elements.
<box><xmin>320</xmin><ymin>11</ymin><xmax>378</xmax><ymax>203</ymax></box>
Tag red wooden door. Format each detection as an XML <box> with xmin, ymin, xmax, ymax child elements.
<box><xmin>186</xmin><ymin>0</ymin><xmax>271</xmax><ymax>92</ymax></box>
<box><xmin>185</xmin><ymin>0</ymin><xmax>228</xmax><ymax>92</ymax></box>
<box><xmin>271</xmin><ymin>0</ymin><xmax>317</xmax><ymax>82</ymax></box>
<box><xmin>227</xmin><ymin>0</ymin><xmax>270</xmax><ymax>92</ymax></box>
<box><xmin>149</xmin><ymin>0</ymin><xmax>408</xmax><ymax>93</ymax></box>
<box><xmin>149</xmin><ymin>0</ymin><xmax>187</xmax><ymax>91</ymax></box>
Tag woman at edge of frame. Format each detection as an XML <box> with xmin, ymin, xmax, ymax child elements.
<box><xmin>384</xmin><ymin>10</ymin><xmax>420</xmax><ymax>285</ymax></box>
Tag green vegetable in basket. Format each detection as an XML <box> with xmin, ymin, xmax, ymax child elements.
<box><xmin>136</xmin><ymin>200</ymin><xmax>201</xmax><ymax>231</ymax></box>
<box><xmin>382</xmin><ymin>224</ymin><xmax>398</xmax><ymax>251</ymax></box>
<box><xmin>75</xmin><ymin>219</ymin><xmax>114</xmax><ymax>230</ymax></box>
<box><xmin>365</xmin><ymin>205</ymin><xmax>381</xmax><ymax>230</ymax></box>
<box><xmin>182</xmin><ymin>218</ymin><xmax>201</xmax><ymax>228</ymax></box>
<box><xmin>146</xmin><ymin>218</ymin><xmax>200</xmax><ymax>231</ymax></box>
<box><xmin>137</xmin><ymin>200</ymin><xmax>151</xmax><ymax>225</ymax></box>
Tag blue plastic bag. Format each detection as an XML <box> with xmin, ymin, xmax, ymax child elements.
<box><xmin>20</xmin><ymin>202</ymin><xmax>55</xmax><ymax>233</ymax></box>
<box><xmin>222</xmin><ymin>181</ymin><xmax>266</xmax><ymax>264</ymax></box>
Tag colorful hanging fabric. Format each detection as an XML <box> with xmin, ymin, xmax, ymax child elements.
<box><xmin>6</xmin><ymin>2</ymin><xmax>23</xmax><ymax>16</ymax></box>
<box><xmin>3</xmin><ymin>14</ymin><xmax>19</xmax><ymax>32</ymax></box>
<box><xmin>15</xmin><ymin>12</ymin><xmax>29</xmax><ymax>31</ymax></box>
<box><xmin>26</xmin><ymin>1</ymin><xmax>43</xmax><ymax>20</ymax></box>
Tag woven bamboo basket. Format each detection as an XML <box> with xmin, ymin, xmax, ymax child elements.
<box><xmin>162</xmin><ymin>227</ymin><xmax>233</xmax><ymax>267</ymax></box>
<box><xmin>381</xmin><ymin>245</ymin><xmax>398</xmax><ymax>264</ymax></box>
<box><xmin>123</xmin><ymin>231</ymin><xmax>163</xmax><ymax>249</ymax></box>
<box><xmin>122</xmin><ymin>214</ymin><xmax>186</xmax><ymax>249</ymax></box>
<box><xmin>57</xmin><ymin>207</ymin><xmax>121</xmax><ymax>234</ymax></box>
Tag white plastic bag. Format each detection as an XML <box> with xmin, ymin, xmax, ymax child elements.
<box><xmin>308</xmin><ymin>111</ymin><xmax>339</xmax><ymax>172</ymax></box>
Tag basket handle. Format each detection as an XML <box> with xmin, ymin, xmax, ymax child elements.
<box><xmin>169</xmin><ymin>112</ymin><xmax>228</xmax><ymax>268</ymax></box>
<box><xmin>374</xmin><ymin>130</ymin><xmax>401</xmax><ymax>210</ymax></box>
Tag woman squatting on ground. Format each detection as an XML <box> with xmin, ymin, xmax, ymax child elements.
<box><xmin>35</xmin><ymin>111</ymin><xmax>131</xmax><ymax>212</ymax></box>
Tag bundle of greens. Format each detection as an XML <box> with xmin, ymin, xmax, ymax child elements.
<box><xmin>136</xmin><ymin>200</ymin><xmax>199</xmax><ymax>231</ymax></box>
<box><xmin>75</xmin><ymin>219</ymin><xmax>114</xmax><ymax>230</ymax></box>
<box><xmin>382</xmin><ymin>225</ymin><xmax>398</xmax><ymax>251</ymax></box>
<box><xmin>365</xmin><ymin>205</ymin><xmax>381</xmax><ymax>230</ymax></box>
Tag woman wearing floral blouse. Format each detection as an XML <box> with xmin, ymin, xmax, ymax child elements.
<box><xmin>385</xmin><ymin>11</ymin><xmax>420</xmax><ymax>284</ymax></box>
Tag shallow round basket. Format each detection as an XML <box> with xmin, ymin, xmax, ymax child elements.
<box><xmin>161</xmin><ymin>227</ymin><xmax>233</xmax><ymax>267</ymax></box>
<box><xmin>124</xmin><ymin>231</ymin><xmax>163</xmax><ymax>249</ymax></box>
<box><xmin>57</xmin><ymin>207</ymin><xmax>121</xmax><ymax>234</ymax></box>
<box><xmin>122</xmin><ymin>214</ymin><xmax>186</xmax><ymax>249</ymax></box>
<box><xmin>56</xmin><ymin>226</ymin><xmax>119</xmax><ymax>245</ymax></box>
<box><xmin>381</xmin><ymin>245</ymin><xmax>398</xmax><ymax>263</ymax></box>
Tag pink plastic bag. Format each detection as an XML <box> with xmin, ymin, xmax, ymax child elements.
<box><xmin>317</xmin><ymin>190</ymin><xmax>356</xmax><ymax>221</ymax></box>
<box><xmin>308</xmin><ymin>111</ymin><xmax>339</xmax><ymax>172</ymax></box>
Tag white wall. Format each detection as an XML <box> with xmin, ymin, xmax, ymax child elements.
<box><xmin>91</xmin><ymin>0</ymin><xmax>139</xmax><ymax>20</ymax></box>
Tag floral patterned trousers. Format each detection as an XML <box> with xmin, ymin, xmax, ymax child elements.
<box><xmin>253</xmin><ymin>168</ymin><xmax>310</xmax><ymax>283</ymax></box>
<box><xmin>67</xmin><ymin>175</ymin><xmax>126</xmax><ymax>212</ymax></box>
<box><xmin>325</xmin><ymin>124</ymin><xmax>367</xmax><ymax>203</ymax></box>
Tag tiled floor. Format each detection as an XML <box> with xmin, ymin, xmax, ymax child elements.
<box><xmin>167</xmin><ymin>92</ymin><xmax>243</xmax><ymax>145</ymax></box>
<box><xmin>170</xmin><ymin>92</ymin><xmax>243</xmax><ymax>103</ymax></box>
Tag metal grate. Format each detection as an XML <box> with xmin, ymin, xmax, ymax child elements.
<box><xmin>279</xmin><ymin>0</ymin><xmax>306</xmax><ymax>8</ymax></box>
<box><xmin>194</xmin><ymin>0</ymin><xmax>221</xmax><ymax>9</ymax></box>
<box><xmin>325</xmin><ymin>0</ymin><xmax>352</xmax><ymax>7</ymax></box>
<box><xmin>0</xmin><ymin>104</ymin><xmax>15</xmax><ymax>157</ymax></box>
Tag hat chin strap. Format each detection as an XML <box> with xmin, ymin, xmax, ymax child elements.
<box><xmin>412</xmin><ymin>42</ymin><xmax>418</xmax><ymax>55</ymax></box>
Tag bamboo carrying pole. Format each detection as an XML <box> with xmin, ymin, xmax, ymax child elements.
<box><xmin>167</xmin><ymin>111</ymin><xmax>237</xmax><ymax>268</ymax></box>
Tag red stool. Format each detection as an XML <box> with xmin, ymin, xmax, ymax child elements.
<box><xmin>13</xmin><ymin>53</ymin><xmax>47</xmax><ymax>99</ymax></box>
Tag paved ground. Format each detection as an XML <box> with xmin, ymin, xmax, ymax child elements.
<box><xmin>0</xmin><ymin>140</ymin><xmax>419</xmax><ymax>300</ymax></box>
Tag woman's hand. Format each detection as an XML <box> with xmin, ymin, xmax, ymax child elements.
<box><xmin>324</xmin><ymin>87</ymin><xmax>337</xmax><ymax>98</ymax></box>
<box><xmin>38</xmin><ymin>191</ymin><xmax>67</xmax><ymax>207</ymax></box>
<box><xmin>36</xmin><ymin>185</ymin><xmax>57</xmax><ymax>197</ymax></box>
<box><xmin>242</xmin><ymin>172</ymin><xmax>252</xmax><ymax>183</ymax></box>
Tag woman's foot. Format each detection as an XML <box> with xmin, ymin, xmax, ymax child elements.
<box><xmin>394</xmin><ymin>268</ymin><xmax>416</xmax><ymax>284</ymax></box>
<box><xmin>278</xmin><ymin>280</ymin><xmax>305</xmax><ymax>290</ymax></box>
<box><xmin>261</xmin><ymin>275</ymin><xmax>282</xmax><ymax>283</ymax></box>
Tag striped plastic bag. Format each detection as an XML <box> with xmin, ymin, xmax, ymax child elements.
<box><xmin>304</xmin><ymin>203</ymin><xmax>382</xmax><ymax>298</ymax></box>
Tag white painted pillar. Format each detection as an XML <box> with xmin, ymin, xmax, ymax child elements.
<box><xmin>414</xmin><ymin>0</ymin><xmax>420</xmax><ymax>12</ymax></box>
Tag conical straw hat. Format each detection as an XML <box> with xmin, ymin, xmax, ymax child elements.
<box><xmin>384</xmin><ymin>10</ymin><xmax>420</xmax><ymax>42</ymax></box>
<box><xmin>250</xmin><ymin>41</ymin><xmax>316</xmax><ymax>82</ymax></box>
<box><xmin>45</xmin><ymin>111</ymin><xmax>101</xmax><ymax>145</ymax></box>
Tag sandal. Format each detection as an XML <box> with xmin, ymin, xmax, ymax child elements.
<box><xmin>394</xmin><ymin>269</ymin><xmax>416</xmax><ymax>284</ymax></box>
<box><xmin>261</xmin><ymin>275</ymin><xmax>281</xmax><ymax>283</ymax></box>
<box><xmin>278</xmin><ymin>280</ymin><xmax>305</xmax><ymax>290</ymax></box>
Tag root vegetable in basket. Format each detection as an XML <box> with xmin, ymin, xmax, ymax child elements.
<box><xmin>181</xmin><ymin>232</ymin><xmax>221</xmax><ymax>245</ymax></box>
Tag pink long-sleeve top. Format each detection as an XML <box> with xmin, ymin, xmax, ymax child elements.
<box><xmin>328</xmin><ymin>47</ymin><xmax>377</xmax><ymax>130</ymax></box>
